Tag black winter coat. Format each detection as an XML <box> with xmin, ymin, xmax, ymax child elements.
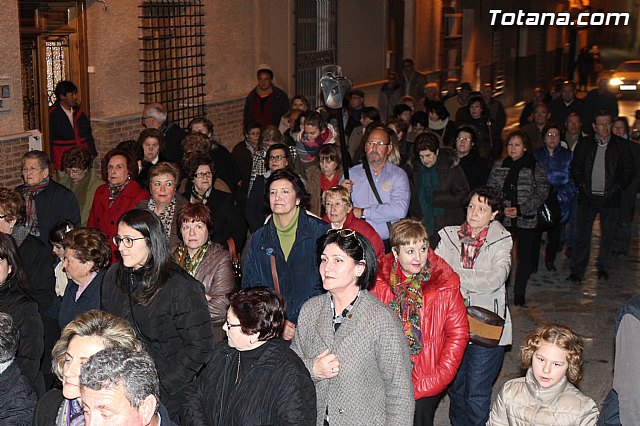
<box><xmin>32</xmin><ymin>388</ymin><xmax>63</xmax><ymax>426</ymax></box>
<box><xmin>101</xmin><ymin>262</ymin><xmax>214</xmax><ymax>421</ymax></box>
<box><xmin>0</xmin><ymin>361</ymin><xmax>37</xmax><ymax>425</ymax></box>
<box><xmin>0</xmin><ymin>275</ymin><xmax>44</xmax><ymax>397</ymax></box>
<box><xmin>458</xmin><ymin>148</ymin><xmax>490</xmax><ymax>190</ymax></box>
<box><xmin>182</xmin><ymin>339</ymin><xmax>316</xmax><ymax>426</ymax></box>
<box><xmin>15</xmin><ymin>180</ymin><xmax>81</xmax><ymax>247</ymax></box>
<box><xmin>571</xmin><ymin>134</ymin><xmax>635</xmax><ymax>207</ymax></box>
<box><xmin>58</xmin><ymin>269</ymin><xmax>105</xmax><ymax>329</ymax></box>
<box><xmin>16</xmin><ymin>232</ymin><xmax>57</xmax><ymax>317</ymax></box>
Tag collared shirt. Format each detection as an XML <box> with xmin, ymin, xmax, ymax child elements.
<box><xmin>75</xmin><ymin>271</ymin><xmax>98</xmax><ymax>301</ymax></box>
<box><xmin>347</xmin><ymin>161</ymin><xmax>410</xmax><ymax>240</ymax></box>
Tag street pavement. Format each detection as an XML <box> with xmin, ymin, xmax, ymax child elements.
<box><xmin>432</xmin><ymin>204</ymin><xmax>640</xmax><ymax>425</ymax></box>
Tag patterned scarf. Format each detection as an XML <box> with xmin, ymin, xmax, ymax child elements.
<box><xmin>56</xmin><ymin>398</ymin><xmax>84</xmax><ymax>426</ymax></box>
<box><xmin>320</xmin><ymin>172</ymin><xmax>340</xmax><ymax>192</ymax></box>
<box><xmin>148</xmin><ymin>196</ymin><xmax>176</xmax><ymax>240</ymax></box>
<box><xmin>108</xmin><ymin>177</ymin><xmax>130</xmax><ymax>208</ymax></box>
<box><xmin>173</xmin><ymin>240</ymin><xmax>211</xmax><ymax>276</ymax></box>
<box><xmin>22</xmin><ymin>178</ymin><xmax>49</xmax><ymax>236</ymax></box>
<box><xmin>296</xmin><ymin>127</ymin><xmax>332</xmax><ymax>162</ymax></box>
<box><xmin>457</xmin><ymin>222</ymin><xmax>489</xmax><ymax>269</ymax></box>
<box><xmin>388</xmin><ymin>258</ymin><xmax>430</xmax><ymax>355</ymax></box>
<box><xmin>190</xmin><ymin>186</ymin><xmax>210</xmax><ymax>204</ymax></box>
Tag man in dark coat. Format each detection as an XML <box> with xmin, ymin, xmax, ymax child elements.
<box><xmin>142</xmin><ymin>103</ymin><xmax>187</xmax><ymax>165</ymax></box>
<box><xmin>548</xmin><ymin>80</ymin><xmax>588</xmax><ymax>134</ymax></box>
<box><xmin>243</xmin><ymin>66</ymin><xmax>289</xmax><ymax>129</ymax></box>
<box><xmin>568</xmin><ymin>111</ymin><xmax>635</xmax><ymax>282</ymax></box>
<box><xmin>48</xmin><ymin>80</ymin><xmax>96</xmax><ymax>171</ymax></box>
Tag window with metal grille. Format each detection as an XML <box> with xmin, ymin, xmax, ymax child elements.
<box><xmin>295</xmin><ymin>0</ymin><xmax>337</xmax><ymax>108</ymax></box>
<box><xmin>139</xmin><ymin>0</ymin><xmax>206</xmax><ymax>129</ymax></box>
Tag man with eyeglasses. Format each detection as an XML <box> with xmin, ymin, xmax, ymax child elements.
<box><xmin>342</xmin><ymin>125</ymin><xmax>410</xmax><ymax>251</ymax></box>
<box><xmin>568</xmin><ymin>111</ymin><xmax>634</xmax><ymax>282</ymax></box>
<box><xmin>141</xmin><ymin>102</ymin><xmax>186</xmax><ymax>165</ymax></box>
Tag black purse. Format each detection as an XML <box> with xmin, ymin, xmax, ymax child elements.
<box><xmin>537</xmin><ymin>186</ymin><xmax>561</xmax><ymax>230</ymax></box>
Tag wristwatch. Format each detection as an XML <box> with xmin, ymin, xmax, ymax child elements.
<box><xmin>360</xmin><ymin>210</ymin><xmax>366</xmax><ymax>220</ymax></box>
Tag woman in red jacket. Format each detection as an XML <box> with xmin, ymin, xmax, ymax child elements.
<box><xmin>87</xmin><ymin>148</ymin><xmax>149</xmax><ymax>262</ymax></box>
<box><xmin>372</xmin><ymin>218</ymin><xmax>469</xmax><ymax>426</ymax></box>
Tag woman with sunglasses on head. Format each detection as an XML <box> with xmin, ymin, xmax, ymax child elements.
<box><xmin>182</xmin><ymin>287</ymin><xmax>316</xmax><ymax>425</ymax></box>
<box><xmin>242</xmin><ymin>169</ymin><xmax>329</xmax><ymax>341</ymax></box>
<box><xmin>292</xmin><ymin>229</ymin><xmax>414</xmax><ymax>425</ymax></box>
<box><xmin>101</xmin><ymin>208</ymin><xmax>214</xmax><ymax>423</ymax></box>
<box><xmin>372</xmin><ymin>218</ymin><xmax>469</xmax><ymax>426</ymax></box>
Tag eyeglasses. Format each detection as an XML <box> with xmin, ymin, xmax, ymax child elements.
<box><xmin>141</xmin><ymin>116</ymin><xmax>153</xmax><ymax>122</ymax></box>
<box><xmin>545</xmin><ymin>133</ymin><xmax>560</xmax><ymax>138</ymax></box>
<box><xmin>225</xmin><ymin>320</ymin><xmax>242</xmax><ymax>329</ymax></box>
<box><xmin>269</xmin><ymin>155</ymin><xmax>287</xmax><ymax>161</ymax></box>
<box><xmin>112</xmin><ymin>235</ymin><xmax>145</xmax><ymax>248</ymax></box>
<box><xmin>456</xmin><ymin>136</ymin><xmax>472</xmax><ymax>143</ymax></box>
<box><xmin>324</xmin><ymin>201</ymin><xmax>346</xmax><ymax>208</ymax></box>
<box><xmin>193</xmin><ymin>172</ymin><xmax>212</xmax><ymax>179</ymax></box>
<box><xmin>365</xmin><ymin>140</ymin><xmax>390</xmax><ymax>147</ymax></box>
<box><xmin>327</xmin><ymin>228</ymin><xmax>356</xmax><ymax>238</ymax></box>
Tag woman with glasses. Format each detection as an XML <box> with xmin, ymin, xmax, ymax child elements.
<box><xmin>58</xmin><ymin>227</ymin><xmax>111</xmax><ymax>330</ymax></box>
<box><xmin>532</xmin><ymin>124</ymin><xmax>576</xmax><ymax>272</ymax></box>
<box><xmin>435</xmin><ymin>187</ymin><xmax>513</xmax><ymax>426</ymax></box>
<box><xmin>87</xmin><ymin>148</ymin><xmax>149</xmax><ymax>262</ymax></box>
<box><xmin>174</xmin><ymin>202</ymin><xmax>236</xmax><ymax>343</ymax></box>
<box><xmin>455</xmin><ymin>126</ymin><xmax>490</xmax><ymax>190</ymax></box>
<box><xmin>136</xmin><ymin>162</ymin><xmax>187</xmax><ymax>252</ymax></box>
<box><xmin>101</xmin><ymin>208</ymin><xmax>214</xmax><ymax>423</ymax></box>
<box><xmin>371</xmin><ymin>218</ymin><xmax>468</xmax><ymax>426</ymax></box>
<box><xmin>242</xmin><ymin>169</ymin><xmax>329</xmax><ymax>341</ymax></box>
<box><xmin>245</xmin><ymin>143</ymin><xmax>294</xmax><ymax>232</ymax></box>
<box><xmin>408</xmin><ymin>132</ymin><xmax>469</xmax><ymax>248</ymax></box>
<box><xmin>292</xmin><ymin>229</ymin><xmax>414</xmax><ymax>425</ymax></box>
<box><xmin>182</xmin><ymin>287</ymin><xmax>316</xmax><ymax>425</ymax></box>
<box><xmin>57</xmin><ymin>146</ymin><xmax>102</xmax><ymax>225</ymax></box>
<box><xmin>182</xmin><ymin>152</ymin><xmax>245</xmax><ymax>251</ymax></box>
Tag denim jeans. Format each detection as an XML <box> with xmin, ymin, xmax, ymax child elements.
<box><xmin>448</xmin><ymin>344</ymin><xmax>505</xmax><ymax>426</ymax></box>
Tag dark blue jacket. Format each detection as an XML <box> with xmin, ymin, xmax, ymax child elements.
<box><xmin>241</xmin><ymin>208</ymin><xmax>329</xmax><ymax>324</ymax></box>
<box><xmin>58</xmin><ymin>269</ymin><xmax>105</xmax><ymax>330</ymax></box>
<box><xmin>533</xmin><ymin>145</ymin><xmax>577</xmax><ymax>224</ymax></box>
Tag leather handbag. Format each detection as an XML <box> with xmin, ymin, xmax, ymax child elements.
<box><xmin>467</xmin><ymin>297</ymin><xmax>506</xmax><ymax>347</ymax></box>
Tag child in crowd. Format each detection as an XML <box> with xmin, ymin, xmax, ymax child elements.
<box><xmin>488</xmin><ymin>324</ymin><xmax>599</xmax><ymax>425</ymax></box>
<box><xmin>48</xmin><ymin>219</ymin><xmax>75</xmax><ymax>298</ymax></box>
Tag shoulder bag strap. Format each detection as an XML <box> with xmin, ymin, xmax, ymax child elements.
<box><xmin>227</xmin><ymin>237</ymin><xmax>238</xmax><ymax>265</ymax></box>
<box><xmin>269</xmin><ymin>254</ymin><xmax>281</xmax><ymax>295</ymax></box>
<box><xmin>362</xmin><ymin>161</ymin><xmax>393</xmax><ymax>233</ymax></box>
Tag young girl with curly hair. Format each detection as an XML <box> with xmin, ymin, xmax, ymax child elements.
<box><xmin>488</xmin><ymin>324</ymin><xmax>599</xmax><ymax>425</ymax></box>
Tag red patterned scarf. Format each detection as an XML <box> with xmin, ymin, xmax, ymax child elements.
<box><xmin>457</xmin><ymin>222</ymin><xmax>489</xmax><ymax>269</ymax></box>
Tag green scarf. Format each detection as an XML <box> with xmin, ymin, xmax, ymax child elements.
<box><xmin>173</xmin><ymin>240</ymin><xmax>211</xmax><ymax>276</ymax></box>
<box><xmin>275</xmin><ymin>206</ymin><xmax>300</xmax><ymax>261</ymax></box>
<box><xmin>418</xmin><ymin>157</ymin><xmax>444</xmax><ymax>236</ymax></box>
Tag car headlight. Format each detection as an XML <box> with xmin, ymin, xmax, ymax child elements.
<box><xmin>609</xmin><ymin>77</ymin><xmax>624</xmax><ymax>86</ymax></box>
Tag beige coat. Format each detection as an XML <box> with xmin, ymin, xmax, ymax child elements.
<box><xmin>488</xmin><ymin>368</ymin><xmax>599</xmax><ymax>425</ymax></box>
<box><xmin>436</xmin><ymin>220</ymin><xmax>513</xmax><ymax>346</ymax></box>
<box><xmin>291</xmin><ymin>291</ymin><xmax>414</xmax><ymax>426</ymax></box>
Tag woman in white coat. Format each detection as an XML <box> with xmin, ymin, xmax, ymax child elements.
<box><xmin>435</xmin><ymin>186</ymin><xmax>513</xmax><ymax>426</ymax></box>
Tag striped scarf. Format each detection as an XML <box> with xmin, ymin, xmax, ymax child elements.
<box><xmin>457</xmin><ymin>222</ymin><xmax>489</xmax><ymax>269</ymax></box>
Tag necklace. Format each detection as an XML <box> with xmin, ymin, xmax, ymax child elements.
<box><xmin>235</xmin><ymin>352</ymin><xmax>241</xmax><ymax>384</ymax></box>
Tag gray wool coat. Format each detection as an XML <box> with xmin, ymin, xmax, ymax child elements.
<box><xmin>291</xmin><ymin>291</ymin><xmax>415</xmax><ymax>426</ymax></box>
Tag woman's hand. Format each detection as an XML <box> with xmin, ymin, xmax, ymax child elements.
<box><xmin>503</xmin><ymin>207</ymin><xmax>518</xmax><ymax>219</ymax></box>
<box><xmin>312</xmin><ymin>348</ymin><xmax>340</xmax><ymax>379</ymax></box>
<box><xmin>282</xmin><ymin>320</ymin><xmax>296</xmax><ymax>340</ymax></box>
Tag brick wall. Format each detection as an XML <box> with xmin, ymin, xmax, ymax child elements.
<box><xmin>0</xmin><ymin>133</ymin><xmax>30</xmax><ymax>188</ymax></box>
<box><xmin>205</xmin><ymin>97</ymin><xmax>245</xmax><ymax>151</ymax></box>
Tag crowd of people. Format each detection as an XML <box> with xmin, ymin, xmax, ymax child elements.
<box><xmin>0</xmin><ymin>58</ymin><xmax>638</xmax><ymax>425</ymax></box>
